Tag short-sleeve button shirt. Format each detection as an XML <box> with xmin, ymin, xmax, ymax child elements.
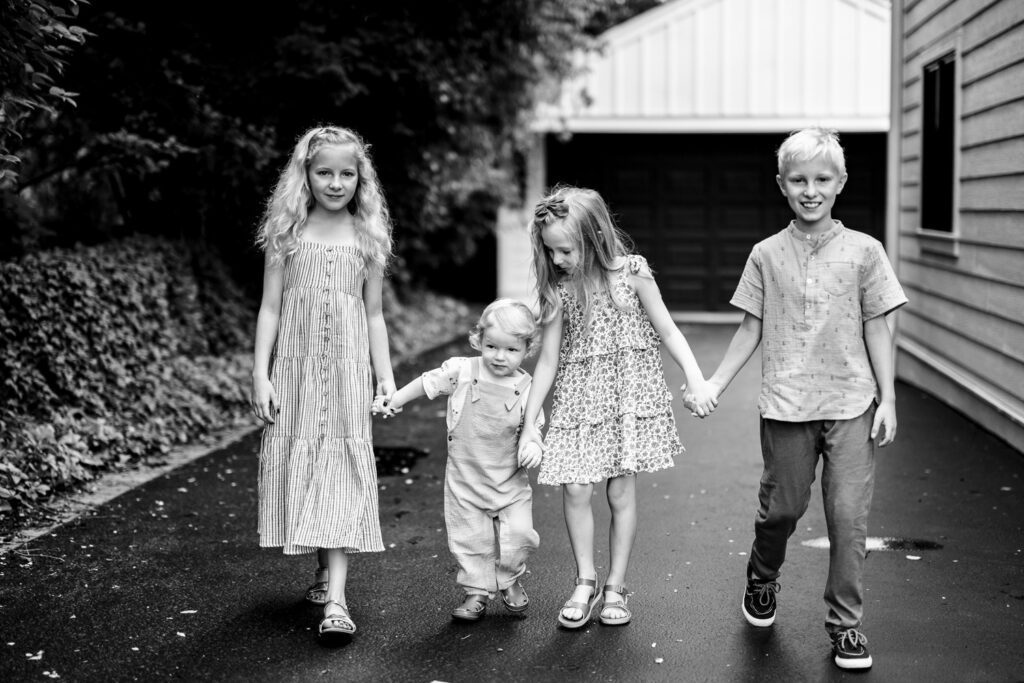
<box><xmin>730</xmin><ymin>221</ymin><xmax>908</xmax><ymax>421</ymax></box>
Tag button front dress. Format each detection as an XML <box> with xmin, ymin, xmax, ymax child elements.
<box><xmin>538</xmin><ymin>255</ymin><xmax>682</xmax><ymax>485</ymax></box>
<box><xmin>257</xmin><ymin>242</ymin><xmax>384</xmax><ymax>555</ymax></box>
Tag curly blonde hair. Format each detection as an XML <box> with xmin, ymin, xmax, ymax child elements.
<box><xmin>468</xmin><ymin>299</ymin><xmax>542</xmax><ymax>358</ymax></box>
<box><xmin>255</xmin><ymin>125</ymin><xmax>393</xmax><ymax>277</ymax></box>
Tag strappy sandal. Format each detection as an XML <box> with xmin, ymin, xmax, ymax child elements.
<box><xmin>305</xmin><ymin>567</ymin><xmax>329</xmax><ymax>605</ymax></box>
<box><xmin>452</xmin><ymin>594</ymin><xmax>489</xmax><ymax>621</ymax></box>
<box><xmin>599</xmin><ymin>584</ymin><xmax>632</xmax><ymax>626</ymax></box>
<box><xmin>500</xmin><ymin>580</ymin><xmax>529</xmax><ymax>613</ymax></box>
<box><xmin>557</xmin><ymin>577</ymin><xmax>599</xmax><ymax>629</ymax></box>
<box><xmin>319</xmin><ymin>600</ymin><xmax>356</xmax><ymax>637</ymax></box>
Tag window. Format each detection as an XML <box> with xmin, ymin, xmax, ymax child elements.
<box><xmin>920</xmin><ymin>53</ymin><xmax>956</xmax><ymax>233</ymax></box>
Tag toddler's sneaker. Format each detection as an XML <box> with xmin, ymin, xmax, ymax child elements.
<box><xmin>741</xmin><ymin>573</ymin><xmax>780</xmax><ymax>627</ymax></box>
<box><xmin>831</xmin><ymin>628</ymin><xmax>873</xmax><ymax>669</ymax></box>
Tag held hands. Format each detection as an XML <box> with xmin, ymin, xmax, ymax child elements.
<box><xmin>517</xmin><ymin>423</ymin><xmax>544</xmax><ymax>469</ymax></box>
<box><xmin>371</xmin><ymin>394</ymin><xmax>402</xmax><ymax>419</ymax></box>
<box><xmin>251</xmin><ymin>376</ymin><xmax>279</xmax><ymax>425</ymax></box>
<box><xmin>681</xmin><ymin>378</ymin><xmax>720</xmax><ymax>418</ymax></box>
<box><xmin>871</xmin><ymin>398</ymin><xmax>897</xmax><ymax>446</ymax></box>
<box><xmin>372</xmin><ymin>379</ymin><xmax>401</xmax><ymax>419</ymax></box>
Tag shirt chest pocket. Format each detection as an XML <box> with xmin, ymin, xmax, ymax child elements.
<box><xmin>821</xmin><ymin>260</ymin><xmax>860</xmax><ymax>299</ymax></box>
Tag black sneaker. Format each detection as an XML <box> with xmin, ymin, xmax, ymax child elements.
<box><xmin>831</xmin><ymin>629</ymin><xmax>873</xmax><ymax>669</ymax></box>
<box><xmin>741</xmin><ymin>574</ymin><xmax>780</xmax><ymax>627</ymax></box>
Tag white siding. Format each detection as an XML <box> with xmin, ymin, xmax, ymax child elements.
<box><xmin>891</xmin><ymin>0</ymin><xmax>1024</xmax><ymax>452</ymax></box>
<box><xmin>533</xmin><ymin>0</ymin><xmax>892</xmax><ymax>132</ymax></box>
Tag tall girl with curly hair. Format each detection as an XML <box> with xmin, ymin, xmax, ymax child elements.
<box><xmin>518</xmin><ymin>185</ymin><xmax>717</xmax><ymax>629</ymax></box>
<box><xmin>251</xmin><ymin>125</ymin><xmax>395</xmax><ymax>640</ymax></box>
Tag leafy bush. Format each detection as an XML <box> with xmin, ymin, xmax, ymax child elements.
<box><xmin>0</xmin><ymin>236</ymin><xmax>479</xmax><ymax>517</ymax></box>
<box><xmin>0</xmin><ymin>235</ymin><xmax>255</xmax><ymax>511</ymax></box>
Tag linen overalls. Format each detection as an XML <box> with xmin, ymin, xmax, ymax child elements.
<box><xmin>444</xmin><ymin>361</ymin><xmax>540</xmax><ymax>597</ymax></box>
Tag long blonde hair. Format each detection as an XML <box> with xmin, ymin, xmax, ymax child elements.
<box><xmin>255</xmin><ymin>125</ymin><xmax>393</xmax><ymax>277</ymax></box>
<box><xmin>529</xmin><ymin>185</ymin><xmax>632</xmax><ymax>324</ymax></box>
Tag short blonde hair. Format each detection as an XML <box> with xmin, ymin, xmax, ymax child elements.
<box><xmin>468</xmin><ymin>299</ymin><xmax>541</xmax><ymax>358</ymax></box>
<box><xmin>777</xmin><ymin>127</ymin><xmax>846</xmax><ymax>177</ymax></box>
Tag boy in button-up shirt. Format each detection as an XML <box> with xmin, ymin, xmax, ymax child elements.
<box><xmin>690</xmin><ymin>128</ymin><xmax>907</xmax><ymax>671</ymax></box>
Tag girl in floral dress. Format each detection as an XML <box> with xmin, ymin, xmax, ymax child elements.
<box><xmin>517</xmin><ymin>185</ymin><xmax>717</xmax><ymax>629</ymax></box>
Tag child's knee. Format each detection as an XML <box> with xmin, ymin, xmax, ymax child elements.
<box><xmin>563</xmin><ymin>482</ymin><xmax>593</xmax><ymax>504</ymax></box>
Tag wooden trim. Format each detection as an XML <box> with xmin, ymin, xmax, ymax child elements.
<box><xmin>900</xmin><ymin>307</ymin><xmax>1024</xmax><ymax>364</ymax></box>
<box><xmin>900</xmin><ymin>280</ymin><xmax>1024</xmax><ymax>327</ymax></box>
<box><xmin>897</xmin><ymin>336</ymin><xmax>1024</xmax><ymax>430</ymax></box>
<box><xmin>528</xmin><ymin>116</ymin><xmax>890</xmax><ymax>134</ymax></box>
<box><xmin>899</xmin><ymin>227</ymin><xmax>1024</xmax><ymax>252</ymax></box>
<box><xmin>901</xmin><ymin>253</ymin><xmax>1024</xmax><ymax>288</ymax></box>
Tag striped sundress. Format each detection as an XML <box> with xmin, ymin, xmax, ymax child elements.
<box><xmin>257</xmin><ymin>241</ymin><xmax>384</xmax><ymax>555</ymax></box>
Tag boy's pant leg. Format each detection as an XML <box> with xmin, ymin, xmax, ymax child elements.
<box><xmin>749</xmin><ymin>419</ymin><xmax>821</xmax><ymax>581</ymax></box>
<box><xmin>494</xmin><ymin>494</ymin><xmax>540</xmax><ymax>589</ymax></box>
<box><xmin>821</xmin><ymin>405</ymin><xmax>876</xmax><ymax>633</ymax></box>
<box><xmin>445</xmin><ymin>489</ymin><xmax>497</xmax><ymax>597</ymax></box>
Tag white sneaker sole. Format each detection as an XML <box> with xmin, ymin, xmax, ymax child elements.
<box><xmin>742</xmin><ymin>601</ymin><xmax>775</xmax><ymax>627</ymax></box>
<box><xmin>834</xmin><ymin>654</ymin><xmax>873</xmax><ymax>669</ymax></box>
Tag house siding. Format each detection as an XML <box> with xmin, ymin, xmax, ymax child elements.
<box><xmin>892</xmin><ymin>0</ymin><xmax>1024</xmax><ymax>452</ymax></box>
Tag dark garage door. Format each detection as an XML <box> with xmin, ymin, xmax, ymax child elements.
<box><xmin>545</xmin><ymin>133</ymin><xmax>886</xmax><ymax>311</ymax></box>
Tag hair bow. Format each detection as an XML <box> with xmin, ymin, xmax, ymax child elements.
<box><xmin>534</xmin><ymin>197</ymin><xmax>568</xmax><ymax>223</ymax></box>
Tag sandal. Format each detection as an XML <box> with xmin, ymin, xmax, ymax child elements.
<box><xmin>452</xmin><ymin>594</ymin><xmax>489</xmax><ymax>621</ymax></box>
<box><xmin>557</xmin><ymin>577</ymin><xmax>599</xmax><ymax>629</ymax></box>
<box><xmin>319</xmin><ymin>600</ymin><xmax>356</xmax><ymax>637</ymax></box>
<box><xmin>599</xmin><ymin>584</ymin><xmax>632</xmax><ymax>626</ymax></box>
<box><xmin>305</xmin><ymin>567</ymin><xmax>329</xmax><ymax>605</ymax></box>
<box><xmin>500</xmin><ymin>580</ymin><xmax>529</xmax><ymax>613</ymax></box>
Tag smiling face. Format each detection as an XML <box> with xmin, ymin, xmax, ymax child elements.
<box><xmin>776</xmin><ymin>156</ymin><xmax>847</xmax><ymax>234</ymax></box>
<box><xmin>479</xmin><ymin>325</ymin><xmax>528</xmax><ymax>380</ymax></box>
<box><xmin>307</xmin><ymin>144</ymin><xmax>359</xmax><ymax>213</ymax></box>
<box><xmin>540</xmin><ymin>222</ymin><xmax>580</xmax><ymax>276</ymax></box>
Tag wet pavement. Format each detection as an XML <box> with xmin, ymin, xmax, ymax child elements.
<box><xmin>1</xmin><ymin>325</ymin><xmax>1022</xmax><ymax>682</ymax></box>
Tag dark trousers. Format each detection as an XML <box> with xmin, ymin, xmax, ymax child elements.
<box><xmin>749</xmin><ymin>404</ymin><xmax>876</xmax><ymax>632</ymax></box>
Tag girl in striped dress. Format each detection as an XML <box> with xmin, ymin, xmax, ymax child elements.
<box><xmin>251</xmin><ymin>126</ymin><xmax>395</xmax><ymax>639</ymax></box>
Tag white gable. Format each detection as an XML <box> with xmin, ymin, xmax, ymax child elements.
<box><xmin>534</xmin><ymin>0</ymin><xmax>891</xmax><ymax>132</ymax></box>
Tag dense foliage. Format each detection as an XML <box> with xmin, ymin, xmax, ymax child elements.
<box><xmin>0</xmin><ymin>0</ymin><xmax>88</xmax><ymax>187</ymax></box>
<box><xmin>2</xmin><ymin>0</ymin><xmax>660</xmax><ymax>290</ymax></box>
<box><xmin>0</xmin><ymin>236</ymin><xmax>254</xmax><ymax>510</ymax></box>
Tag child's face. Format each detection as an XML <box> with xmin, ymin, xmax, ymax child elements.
<box><xmin>541</xmin><ymin>222</ymin><xmax>580</xmax><ymax>275</ymax></box>
<box><xmin>479</xmin><ymin>325</ymin><xmax>527</xmax><ymax>380</ymax></box>
<box><xmin>308</xmin><ymin>144</ymin><xmax>359</xmax><ymax>213</ymax></box>
<box><xmin>776</xmin><ymin>157</ymin><xmax>847</xmax><ymax>232</ymax></box>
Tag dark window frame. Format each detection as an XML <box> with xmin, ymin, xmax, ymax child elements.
<box><xmin>920</xmin><ymin>51</ymin><xmax>957</xmax><ymax>235</ymax></box>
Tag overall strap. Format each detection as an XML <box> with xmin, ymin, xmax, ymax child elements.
<box><xmin>504</xmin><ymin>373</ymin><xmax>532</xmax><ymax>411</ymax></box>
<box><xmin>469</xmin><ymin>357</ymin><xmax>481</xmax><ymax>402</ymax></box>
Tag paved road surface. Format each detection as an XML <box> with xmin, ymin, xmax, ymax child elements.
<box><xmin>1</xmin><ymin>325</ymin><xmax>1021</xmax><ymax>682</ymax></box>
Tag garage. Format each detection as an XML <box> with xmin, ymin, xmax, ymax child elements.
<box><xmin>545</xmin><ymin>132</ymin><xmax>887</xmax><ymax>311</ymax></box>
<box><xmin>497</xmin><ymin>0</ymin><xmax>892</xmax><ymax>314</ymax></box>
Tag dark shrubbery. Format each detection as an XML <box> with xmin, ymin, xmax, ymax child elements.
<box><xmin>0</xmin><ymin>236</ymin><xmax>255</xmax><ymax>511</ymax></box>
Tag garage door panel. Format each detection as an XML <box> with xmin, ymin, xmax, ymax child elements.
<box><xmin>665</xmin><ymin>168</ymin><xmax>707</xmax><ymax>194</ymax></box>
<box><xmin>546</xmin><ymin>133</ymin><xmax>886</xmax><ymax>311</ymax></box>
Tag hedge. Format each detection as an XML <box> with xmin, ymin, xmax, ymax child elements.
<box><xmin>0</xmin><ymin>236</ymin><xmax>256</xmax><ymax>512</ymax></box>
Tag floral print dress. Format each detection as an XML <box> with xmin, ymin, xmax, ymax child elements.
<box><xmin>538</xmin><ymin>255</ymin><xmax>682</xmax><ymax>485</ymax></box>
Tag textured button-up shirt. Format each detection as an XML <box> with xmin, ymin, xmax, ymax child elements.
<box><xmin>730</xmin><ymin>221</ymin><xmax>908</xmax><ymax>421</ymax></box>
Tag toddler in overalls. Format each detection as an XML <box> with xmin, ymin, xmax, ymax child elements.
<box><xmin>375</xmin><ymin>299</ymin><xmax>543</xmax><ymax>620</ymax></box>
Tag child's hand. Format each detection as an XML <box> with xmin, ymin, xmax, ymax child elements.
<box><xmin>681</xmin><ymin>380</ymin><xmax>719</xmax><ymax>418</ymax></box>
<box><xmin>251</xmin><ymin>376</ymin><xmax>278</xmax><ymax>425</ymax></box>
<box><xmin>517</xmin><ymin>423</ymin><xmax>544</xmax><ymax>468</ymax></box>
<box><xmin>519</xmin><ymin>440</ymin><xmax>544</xmax><ymax>469</ymax></box>
<box><xmin>372</xmin><ymin>395</ymin><xmax>402</xmax><ymax>419</ymax></box>
<box><xmin>376</xmin><ymin>379</ymin><xmax>397</xmax><ymax>405</ymax></box>
<box><xmin>871</xmin><ymin>399</ymin><xmax>897</xmax><ymax>446</ymax></box>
